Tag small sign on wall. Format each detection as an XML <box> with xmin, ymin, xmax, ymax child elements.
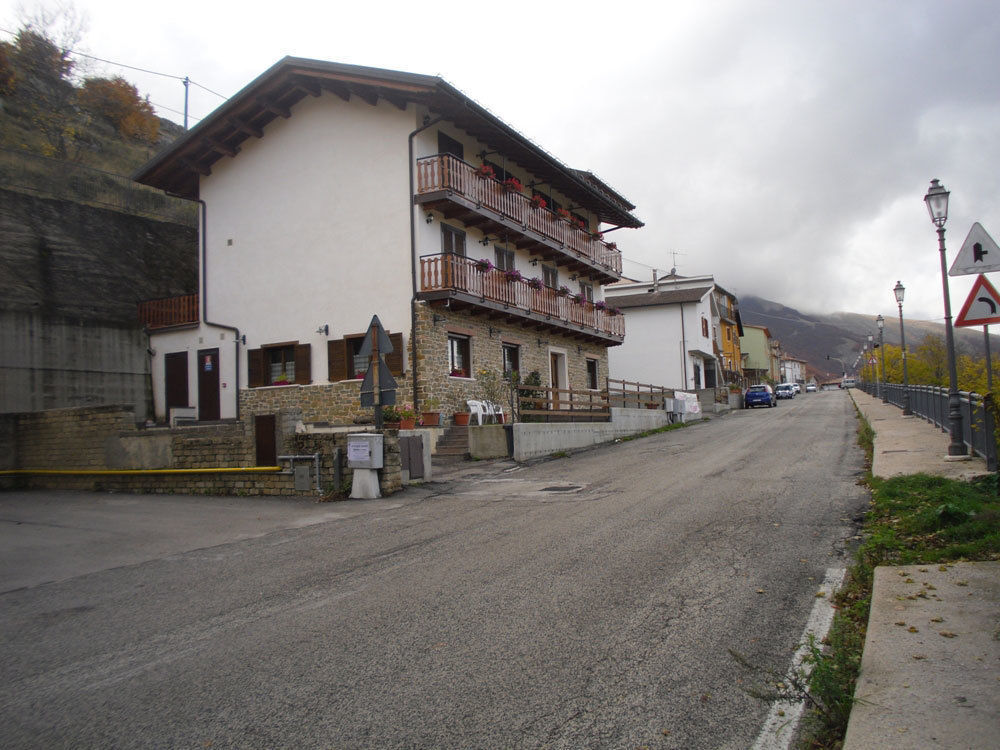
<box><xmin>204</xmin><ymin>355</ymin><xmax>213</xmax><ymax>372</ymax></box>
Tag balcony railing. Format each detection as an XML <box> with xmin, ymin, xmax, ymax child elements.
<box><xmin>415</xmin><ymin>154</ymin><xmax>623</xmax><ymax>276</ymax></box>
<box><xmin>419</xmin><ymin>254</ymin><xmax>624</xmax><ymax>340</ymax></box>
<box><xmin>138</xmin><ymin>293</ymin><xmax>199</xmax><ymax>329</ymax></box>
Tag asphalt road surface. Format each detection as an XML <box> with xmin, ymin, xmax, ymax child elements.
<box><xmin>0</xmin><ymin>390</ymin><xmax>868</xmax><ymax>749</ymax></box>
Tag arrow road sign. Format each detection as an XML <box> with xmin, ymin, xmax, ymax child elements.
<box><xmin>955</xmin><ymin>274</ymin><xmax>1000</xmax><ymax>327</ymax></box>
<box><xmin>949</xmin><ymin>222</ymin><xmax>1000</xmax><ymax>276</ymax></box>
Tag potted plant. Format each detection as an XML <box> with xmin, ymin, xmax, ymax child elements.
<box><xmin>450</xmin><ymin>367</ymin><xmax>469</xmax><ymax>378</ymax></box>
<box><xmin>421</xmin><ymin>397</ymin><xmax>442</xmax><ymax>426</ymax></box>
<box><xmin>271</xmin><ymin>371</ymin><xmax>291</xmax><ymax>386</ymax></box>
<box><xmin>594</xmin><ymin>300</ymin><xmax>608</xmax><ymax>312</ymax></box>
<box><xmin>606</xmin><ymin>241</ymin><xmax>618</xmax><ymax>251</ymax></box>
<box><xmin>453</xmin><ymin>410</ymin><xmax>471</xmax><ymax>426</ymax></box>
<box><xmin>381</xmin><ymin>405</ymin><xmax>401</xmax><ymax>429</ymax></box>
<box><xmin>475</xmin><ymin>163</ymin><xmax>495</xmax><ymax>179</ymax></box>
<box><xmin>474</xmin><ymin>258</ymin><xmax>494</xmax><ymax>273</ymax></box>
<box><xmin>526</xmin><ymin>277</ymin><xmax>543</xmax><ymax>290</ymax></box>
<box><xmin>529</xmin><ymin>194</ymin><xmax>547</xmax><ymax>210</ymax></box>
<box><xmin>556</xmin><ymin>208</ymin><xmax>571</xmax><ymax>221</ymax></box>
<box><xmin>398</xmin><ymin>404</ymin><xmax>417</xmax><ymax>430</ymax></box>
<box><xmin>502</xmin><ymin>177</ymin><xmax>523</xmax><ymax>193</ymax></box>
<box><xmin>503</xmin><ymin>268</ymin><xmax>522</xmax><ymax>283</ymax></box>
<box><xmin>556</xmin><ymin>285</ymin><xmax>571</xmax><ymax>297</ymax></box>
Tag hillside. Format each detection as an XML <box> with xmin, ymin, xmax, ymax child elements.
<box><xmin>740</xmin><ymin>295</ymin><xmax>1000</xmax><ymax>379</ymax></box>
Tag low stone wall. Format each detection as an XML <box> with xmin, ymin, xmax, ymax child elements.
<box><xmin>1</xmin><ymin>404</ymin><xmax>402</xmax><ymax>497</ymax></box>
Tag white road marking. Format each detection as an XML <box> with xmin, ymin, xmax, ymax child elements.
<box><xmin>751</xmin><ymin>567</ymin><xmax>846</xmax><ymax>750</ymax></box>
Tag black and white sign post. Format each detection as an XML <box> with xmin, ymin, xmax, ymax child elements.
<box><xmin>950</xmin><ymin>222</ymin><xmax>1000</xmax><ymax>394</ymax></box>
<box><xmin>352</xmin><ymin>315</ymin><xmax>397</xmax><ymax>499</ymax></box>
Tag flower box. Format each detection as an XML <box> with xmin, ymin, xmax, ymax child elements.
<box><xmin>502</xmin><ymin>177</ymin><xmax>523</xmax><ymax>193</ymax></box>
<box><xmin>474</xmin><ymin>258</ymin><xmax>494</xmax><ymax>273</ymax></box>
<box><xmin>527</xmin><ymin>277</ymin><xmax>543</xmax><ymax>290</ymax></box>
<box><xmin>453</xmin><ymin>412</ymin><xmax>471</xmax><ymax>426</ymax></box>
<box><xmin>503</xmin><ymin>269</ymin><xmax>522</xmax><ymax>282</ymax></box>
<box><xmin>475</xmin><ymin>164</ymin><xmax>495</xmax><ymax>179</ymax></box>
<box><xmin>529</xmin><ymin>194</ymin><xmax>547</xmax><ymax>209</ymax></box>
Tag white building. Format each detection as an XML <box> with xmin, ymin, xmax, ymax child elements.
<box><xmin>780</xmin><ymin>356</ymin><xmax>807</xmax><ymax>385</ymax></box>
<box><xmin>134</xmin><ymin>58</ymin><xmax>643</xmax><ymax>425</ymax></box>
<box><xmin>605</xmin><ymin>273</ymin><xmax>742</xmax><ymax>391</ymax></box>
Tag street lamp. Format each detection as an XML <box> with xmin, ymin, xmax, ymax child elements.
<box><xmin>867</xmin><ymin>333</ymin><xmax>874</xmax><ymax>391</ymax></box>
<box><xmin>876</xmin><ymin>314</ymin><xmax>886</xmax><ymax>402</ymax></box>
<box><xmin>894</xmin><ymin>281</ymin><xmax>911</xmax><ymax>415</ymax></box>
<box><xmin>925</xmin><ymin>178</ymin><xmax>967</xmax><ymax>456</ymax></box>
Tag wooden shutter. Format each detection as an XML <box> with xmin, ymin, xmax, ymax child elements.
<box><xmin>328</xmin><ymin>339</ymin><xmax>348</xmax><ymax>381</ymax></box>
<box><xmin>386</xmin><ymin>332</ymin><xmax>404</xmax><ymax>376</ymax></box>
<box><xmin>247</xmin><ymin>348</ymin><xmax>266</xmax><ymax>387</ymax></box>
<box><xmin>294</xmin><ymin>343</ymin><xmax>311</xmax><ymax>384</ymax></box>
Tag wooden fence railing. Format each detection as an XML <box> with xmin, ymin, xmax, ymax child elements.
<box><xmin>416</xmin><ymin>154</ymin><xmax>623</xmax><ymax>275</ymax></box>
<box><xmin>138</xmin><ymin>293</ymin><xmax>199</xmax><ymax>329</ymax></box>
<box><xmin>516</xmin><ymin>384</ymin><xmax>611</xmax><ymax>422</ymax></box>
<box><xmin>606</xmin><ymin>378</ymin><xmax>674</xmax><ymax>409</ymax></box>
<box><xmin>420</xmin><ymin>254</ymin><xmax>625</xmax><ymax>338</ymax></box>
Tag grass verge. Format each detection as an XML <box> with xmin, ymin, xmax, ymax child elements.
<box><xmin>796</xmin><ymin>409</ymin><xmax>1000</xmax><ymax>748</ymax></box>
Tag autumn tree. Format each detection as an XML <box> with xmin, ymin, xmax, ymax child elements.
<box><xmin>80</xmin><ymin>76</ymin><xmax>159</xmax><ymax>143</ymax></box>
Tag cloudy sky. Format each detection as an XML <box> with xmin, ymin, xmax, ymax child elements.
<box><xmin>4</xmin><ymin>0</ymin><xmax>999</xmax><ymax>323</ymax></box>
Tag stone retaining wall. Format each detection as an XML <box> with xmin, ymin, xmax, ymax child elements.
<box><xmin>0</xmin><ymin>404</ymin><xmax>401</xmax><ymax>497</ymax></box>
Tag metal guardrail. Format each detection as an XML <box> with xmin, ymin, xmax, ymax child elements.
<box><xmin>859</xmin><ymin>382</ymin><xmax>997</xmax><ymax>470</ymax></box>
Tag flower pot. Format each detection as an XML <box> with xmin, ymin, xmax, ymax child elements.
<box><xmin>399</xmin><ymin>418</ymin><xmax>416</xmax><ymax>430</ymax></box>
<box><xmin>453</xmin><ymin>412</ymin><xmax>470</xmax><ymax>426</ymax></box>
<box><xmin>384</xmin><ymin>422</ymin><xmax>400</xmax><ymax>430</ymax></box>
<box><xmin>421</xmin><ymin>411</ymin><xmax>441</xmax><ymax>426</ymax></box>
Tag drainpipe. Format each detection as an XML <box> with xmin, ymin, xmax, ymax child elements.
<box><xmin>408</xmin><ymin>114</ymin><xmax>444</xmax><ymax>410</ymax></box>
<box><xmin>194</xmin><ymin>197</ymin><xmax>241</xmax><ymax>419</ymax></box>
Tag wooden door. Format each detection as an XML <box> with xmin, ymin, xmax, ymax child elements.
<box><xmin>164</xmin><ymin>352</ymin><xmax>189</xmax><ymax>414</ymax></box>
<box><xmin>255</xmin><ymin>414</ymin><xmax>277</xmax><ymax>466</ymax></box>
<box><xmin>197</xmin><ymin>348</ymin><xmax>220</xmax><ymax>421</ymax></box>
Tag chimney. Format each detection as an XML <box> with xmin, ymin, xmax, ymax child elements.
<box><xmin>652</xmin><ymin>269</ymin><xmax>659</xmax><ymax>293</ymax></box>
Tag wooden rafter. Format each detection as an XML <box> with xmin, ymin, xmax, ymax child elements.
<box><xmin>321</xmin><ymin>80</ymin><xmax>351</xmax><ymax>102</ymax></box>
<box><xmin>293</xmin><ymin>76</ymin><xmax>322</xmax><ymax>97</ymax></box>
<box><xmin>179</xmin><ymin>157</ymin><xmax>211</xmax><ymax>177</ymax></box>
<box><xmin>228</xmin><ymin>116</ymin><xmax>263</xmax><ymax>138</ymax></box>
<box><xmin>355</xmin><ymin>87</ymin><xmax>379</xmax><ymax>107</ymax></box>
<box><xmin>256</xmin><ymin>96</ymin><xmax>291</xmax><ymax>118</ymax></box>
<box><xmin>203</xmin><ymin>136</ymin><xmax>239</xmax><ymax>158</ymax></box>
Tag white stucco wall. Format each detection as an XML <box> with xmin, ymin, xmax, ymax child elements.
<box><xmin>202</xmin><ymin>94</ymin><xmax>417</xmax><ymax>389</ymax></box>
<box><xmin>607</xmin><ymin>295</ymin><xmax>715</xmax><ymax>390</ymax></box>
<box><xmin>149</xmin><ymin>323</ymin><xmax>239</xmax><ymax>421</ymax></box>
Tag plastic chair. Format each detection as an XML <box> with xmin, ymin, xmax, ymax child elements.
<box><xmin>467</xmin><ymin>400</ymin><xmax>487</xmax><ymax>425</ymax></box>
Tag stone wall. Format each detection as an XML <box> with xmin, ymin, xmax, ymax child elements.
<box><xmin>0</xmin><ymin>404</ymin><xmax>401</xmax><ymax>497</ymax></box>
<box><xmin>240</xmin><ymin>380</ymin><xmax>415</xmax><ymax>425</ymax></box>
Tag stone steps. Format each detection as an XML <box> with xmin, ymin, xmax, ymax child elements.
<box><xmin>434</xmin><ymin>423</ymin><xmax>468</xmax><ymax>458</ymax></box>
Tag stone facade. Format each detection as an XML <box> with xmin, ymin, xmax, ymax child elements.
<box><xmin>234</xmin><ymin>300</ymin><xmax>613</xmax><ymax>427</ymax></box>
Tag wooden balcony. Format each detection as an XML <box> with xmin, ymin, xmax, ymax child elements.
<box><xmin>138</xmin><ymin>293</ymin><xmax>199</xmax><ymax>329</ymax></box>
<box><xmin>415</xmin><ymin>154</ymin><xmax>623</xmax><ymax>285</ymax></box>
<box><xmin>419</xmin><ymin>254</ymin><xmax>624</xmax><ymax>345</ymax></box>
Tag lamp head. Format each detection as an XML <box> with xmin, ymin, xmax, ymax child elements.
<box><xmin>876</xmin><ymin>314</ymin><xmax>884</xmax><ymax>330</ymax></box>
<box><xmin>924</xmin><ymin>179</ymin><xmax>949</xmax><ymax>228</ymax></box>
<box><xmin>893</xmin><ymin>280</ymin><xmax>905</xmax><ymax>304</ymax></box>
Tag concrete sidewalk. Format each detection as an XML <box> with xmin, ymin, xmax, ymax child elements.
<box><xmin>843</xmin><ymin>390</ymin><xmax>1000</xmax><ymax>749</ymax></box>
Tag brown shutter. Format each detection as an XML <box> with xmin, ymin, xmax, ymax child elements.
<box><xmin>386</xmin><ymin>332</ymin><xmax>404</xmax><ymax>376</ymax></box>
<box><xmin>248</xmin><ymin>348</ymin><xmax>266</xmax><ymax>387</ymax></box>
<box><xmin>294</xmin><ymin>343</ymin><xmax>311</xmax><ymax>384</ymax></box>
<box><xmin>328</xmin><ymin>339</ymin><xmax>348</xmax><ymax>381</ymax></box>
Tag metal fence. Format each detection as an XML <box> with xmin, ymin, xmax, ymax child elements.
<box><xmin>0</xmin><ymin>147</ymin><xmax>197</xmax><ymax>225</ymax></box>
<box><xmin>859</xmin><ymin>381</ymin><xmax>997</xmax><ymax>470</ymax></box>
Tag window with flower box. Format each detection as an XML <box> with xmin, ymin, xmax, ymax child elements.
<box><xmin>494</xmin><ymin>246</ymin><xmax>515</xmax><ymax>271</ymax></box>
<box><xmin>448</xmin><ymin>334</ymin><xmax>470</xmax><ymax>378</ymax></box>
<box><xmin>328</xmin><ymin>332</ymin><xmax>404</xmax><ymax>382</ymax></box>
<box><xmin>248</xmin><ymin>342</ymin><xmax>311</xmax><ymax>387</ymax></box>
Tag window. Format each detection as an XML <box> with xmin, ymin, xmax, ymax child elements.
<box><xmin>327</xmin><ymin>332</ymin><xmax>404</xmax><ymax>381</ymax></box>
<box><xmin>247</xmin><ymin>343</ymin><xmax>312</xmax><ymax>387</ymax></box>
<box><xmin>502</xmin><ymin>343</ymin><xmax>520</xmax><ymax>379</ymax></box>
<box><xmin>442</xmin><ymin>224</ymin><xmax>466</xmax><ymax>256</ymax></box>
<box><xmin>437</xmin><ymin>131</ymin><xmax>463</xmax><ymax>159</ymax></box>
<box><xmin>578</xmin><ymin>283</ymin><xmax>594</xmax><ymax>302</ymax></box>
<box><xmin>484</xmin><ymin>159</ymin><xmax>511</xmax><ymax>183</ymax></box>
<box><xmin>586</xmin><ymin>358</ymin><xmax>599</xmax><ymax>390</ymax></box>
<box><xmin>494</xmin><ymin>246</ymin><xmax>515</xmax><ymax>271</ymax></box>
<box><xmin>448</xmin><ymin>334</ymin><xmax>470</xmax><ymax>377</ymax></box>
<box><xmin>701</xmin><ymin>317</ymin><xmax>709</xmax><ymax>338</ymax></box>
<box><xmin>542</xmin><ymin>265</ymin><xmax>558</xmax><ymax>289</ymax></box>
<box><xmin>726</xmin><ymin>327</ymin><xmax>732</xmax><ymax>342</ymax></box>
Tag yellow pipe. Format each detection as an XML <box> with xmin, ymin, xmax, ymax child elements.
<box><xmin>0</xmin><ymin>467</ymin><xmax>282</xmax><ymax>476</ymax></box>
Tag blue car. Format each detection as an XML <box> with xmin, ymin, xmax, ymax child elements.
<box><xmin>744</xmin><ymin>384</ymin><xmax>776</xmax><ymax>408</ymax></box>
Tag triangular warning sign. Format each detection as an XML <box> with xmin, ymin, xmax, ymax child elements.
<box><xmin>949</xmin><ymin>222</ymin><xmax>1000</xmax><ymax>276</ymax></box>
<box><xmin>955</xmin><ymin>274</ymin><xmax>1000</xmax><ymax>327</ymax></box>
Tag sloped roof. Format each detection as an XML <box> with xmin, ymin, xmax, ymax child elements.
<box><xmin>610</xmin><ymin>286</ymin><xmax>712</xmax><ymax>309</ymax></box>
<box><xmin>134</xmin><ymin>57</ymin><xmax>642</xmax><ymax>228</ymax></box>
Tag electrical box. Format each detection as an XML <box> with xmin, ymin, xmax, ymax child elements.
<box><xmin>347</xmin><ymin>433</ymin><xmax>384</xmax><ymax>469</ymax></box>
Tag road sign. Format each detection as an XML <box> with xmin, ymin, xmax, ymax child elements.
<box><xmin>949</xmin><ymin>222</ymin><xmax>1000</xmax><ymax>276</ymax></box>
<box><xmin>868</xmin><ymin>357</ymin><xmax>877</xmax><ymax>365</ymax></box>
<box><xmin>955</xmin><ymin>274</ymin><xmax>1000</xmax><ymax>327</ymax></box>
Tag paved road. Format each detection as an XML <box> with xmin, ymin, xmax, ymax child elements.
<box><xmin>0</xmin><ymin>391</ymin><xmax>868</xmax><ymax>749</ymax></box>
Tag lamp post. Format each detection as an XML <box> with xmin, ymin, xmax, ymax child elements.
<box><xmin>876</xmin><ymin>314</ymin><xmax>886</xmax><ymax>402</ymax></box>
<box><xmin>925</xmin><ymin>178</ymin><xmax>967</xmax><ymax>456</ymax></box>
<box><xmin>867</xmin><ymin>333</ymin><xmax>875</xmax><ymax>393</ymax></box>
<box><xmin>894</xmin><ymin>281</ymin><xmax>911</xmax><ymax>415</ymax></box>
